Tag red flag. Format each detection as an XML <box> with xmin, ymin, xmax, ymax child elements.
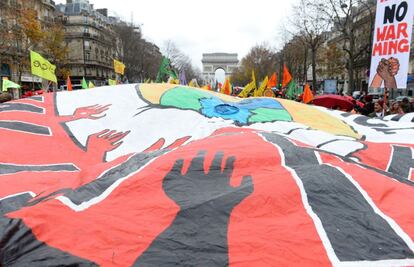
<box><xmin>282</xmin><ymin>64</ymin><xmax>292</xmax><ymax>88</ymax></box>
<box><xmin>66</xmin><ymin>76</ymin><xmax>73</xmax><ymax>91</ymax></box>
<box><xmin>267</xmin><ymin>72</ymin><xmax>278</xmax><ymax>89</ymax></box>
<box><xmin>303</xmin><ymin>83</ymin><xmax>314</xmax><ymax>104</ymax></box>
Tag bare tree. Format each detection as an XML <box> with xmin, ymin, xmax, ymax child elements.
<box><xmin>162</xmin><ymin>40</ymin><xmax>202</xmax><ymax>84</ymax></box>
<box><xmin>281</xmin><ymin>37</ymin><xmax>308</xmax><ymax>85</ymax></box>
<box><xmin>231</xmin><ymin>43</ymin><xmax>279</xmax><ymax>86</ymax></box>
<box><xmin>291</xmin><ymin>0</ymin><xmax>330</xmax><ymax>91</ymax></box>
<box><xmin>315</xmin><ymin>0</ymin><xmax>376</xmax><ymax>93</ymax></box>
<box><xmin>114</xmin><ymin>23</ymin><xmax>163</xmax><ymax>82</ymax></box>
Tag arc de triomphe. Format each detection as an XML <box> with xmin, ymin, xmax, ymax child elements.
<box><xmin>201</xmin><ymin>53</ymin><xmax>239</xmax><ymax>85</ymax></box>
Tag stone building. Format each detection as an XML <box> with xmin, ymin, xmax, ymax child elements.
<box><xmin>0</xmin><ymin>0</ymin><xmax>56</xmax><ymax>92</ymax></box>
<box><xmin>202</xmin><ymin>53</ymin><xmax>239</xmax><ymax>85</ymax></box>
<box><xmin>56</xmin><ymin>0</ymin><xmax>122</xmax><ymax>87</ymax></box>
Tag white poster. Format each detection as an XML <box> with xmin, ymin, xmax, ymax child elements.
<box><xmin>324</xmin><ymin>80</ymin><xmax>337</xmax><ymax>94</ymax></box>
<box><xmin>369</xmin><ymin>0</ymin><xmax>414</xmax><ymax>89</ymax></box>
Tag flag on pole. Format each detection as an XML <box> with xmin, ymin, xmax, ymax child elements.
<box><xmin>285</xmin><ymin>81</ymin><xmax>297</xmax><ymax>100</ymax></box>
<box><xmin>113</xmin><ymin>60</ymin><xmax>125</xmax><ymax>75</ymax></box>
<box><xmin>255</xmin><ymin>76</ymin><xmax>269</xmax><ymax>97</ymax></box>
<box><xmin>282</xmin><ymin>64</ymin><xmax>292</xmax><ymax>88</ymax></box>
<box><xmin>267</xmin><ymin>72</ymin><xmax>278</xmax><ymax>89</ymax></box>
<box><xmin>2</xmin><ymin>78</ymin><xmax>20</xmax><ymax>92</ymax></box>
<box><xmin>238</xmin><ymin>70</ymin><xmax>257</xmax><ymax>98</ymax></box>
<box><xmin>302</xmin><ymin>83</ymin><xmax>314</xmax><ymax>104</ymax></box>
<box><xmin>30</xmin><ymin>50</ymin><xmax>57</xmax><ymax>83</ymax></box>
<box><xmin>156</xmin><ymin>57</ymin><xmax>177</xmax><ymax>82</ymax></box>
<box><xmin>201</xmin><ymin>84</ymin><xmax>212</xmax><ymax>90</ymax></box>
<box><xmin>188</xmin><ymin>79</ymin><xmax>199</xmax><ymax>88</ymax></box>
<box><xmin>179</xmin><ymin>70</ymin><xmax>187</xmax><ymax>85</ymax></box>
<box><xmin>88</xmin><ymin>81</ymin><xmax>95</xmax><ymax>89</ymax></box>
<box><xmin>82</xmin><ymin>77</ymin><xmax>88</xmax><ymax>89</ymax></box>
<box><xmin>66</xmin><ymin>76</ymin><xmax>73</xmax><ymax>91</ymax></box>
<box><xmin>221</xmin><ymin>79</ymin><xmax>231</xmax><ymax>95</ymax></box>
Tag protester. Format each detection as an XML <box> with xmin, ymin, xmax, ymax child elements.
<box><xmin>0</xmin><ymin>92</ymin><xmax>12</xmax><ymax>103</ymax></box>
<box><xmin>400</xmin><ymin>97</ymin><xmax>411</xmax><ymax>113</ymax></box>
<box><xmin>369</xmin><ymin>100</ymin><xmax>389</xmax><ymax>118</ymax></box>
<box><xmin>361</xmin><ymin>95</ymin><xmax>374</xmax><ymax>116</ymax></box>
<box><xmin>390</xmin><ymin>101</ymin><xmax>404</xmax><ymax>115</ymax></box>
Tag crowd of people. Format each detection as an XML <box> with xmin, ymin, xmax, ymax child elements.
<box><xmin>352</xmin><ymin>95</ymin><xmax>413</xmax><ymax>118</ymax></box>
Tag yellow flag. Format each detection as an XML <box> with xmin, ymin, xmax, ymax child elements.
<box><xmin>188</xmin><ymin>79</ymin><xmax>199</xmax><ymax>87</ymax></box>
<box><xmin>238</xmin><ymin>70</ymin><xmax>257</xmax><ymax>98</ymax></box>
<box><xmin>113</xmin><ymin>59</ymin><xmax>125</xmax><ymax>75</ymax></box>
<box><xmin>88</xmin><ymin>81</ymin><xmax>95</xmax><ymax>88</ymax></box>
<box><xmin>108</xmin><ymin>79</ymin><xmax>117</xmax><ymax>86</ymax></box>
<box><xmin>254</xmin><ymin>76</ymin><xmax>268</xmax><ymax>97</ymax></box>
<box><xmin>30</xmin><ymin>50</ymin><xmax>57</xmax><ymax>83</ymax></box>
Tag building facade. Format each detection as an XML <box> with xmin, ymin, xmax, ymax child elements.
<box><xmin>0</xmin><ymin>0</ymin><xmax>57</xmax><ymax>93</ymax></box>
<box><xmin>56</xmin><ymin>0</ymin><xmax>122</xmax><ymax>87</ymax></box>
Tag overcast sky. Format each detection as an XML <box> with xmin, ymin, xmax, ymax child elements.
<box><xmin>56</xmin><ymin>0</ymin><xmax>294</xmax><ymax>70</ymax></box>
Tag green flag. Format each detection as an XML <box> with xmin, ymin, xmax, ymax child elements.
<box><xmin>285</xmin><ymin>81</ymin><xmax>297</xmax><ymax>100</ymax></box>
<box><xmin>2</xmin><ymin>79</ymin><xmax>20</xmax><ymax>92</ymax></box>
<box><xmin>156</xmin><ymin>57</ymin><xmax>177</xmax><ymax>82</ymax></box>
<box><xmin>108</xmin><ymin>79</ymin><xmax>117</xmax><ymax>86</ymax></box>
<box><xmin>82</xmin><ymin>77</ymin><xmax>88</xmax><ymax>89</ymax></box>
<box><xmin>295</xmin><ymin>85</ymin><xmax>303</xmax><ymax>97</ymax></box>
<box><xmin>30</xmin><ymin>50</ymin><xmax>57</xmax><ymax>83</ymax></box>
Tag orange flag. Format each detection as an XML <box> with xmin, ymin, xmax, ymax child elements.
<box><xmin>221</xmin><ymin>79</ymin><xmax>231</xmax><ymax>95</ymax></box>
<box><xmin>267</xmin><ymin>72</ymin><xmax>278</xmax><ymax>89</ymax></box>
<box><xmin>66</xmin><ymin>76</ymin><xmax>73</xmax><ymax>91</ymax></box>
<box><xmin>282</xmin><ymin>64</ymin><xmax>292</xmax><ymax>88</ymax></box>
<box><xmin>303</xmin><ymin>83</ymin><xmax>314</xmax><ymax>104</ymax></box>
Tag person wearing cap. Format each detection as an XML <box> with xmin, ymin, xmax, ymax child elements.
<box><xmin>369</xmin><ymin>100</ymin><xmax>389</xmax><ymax>118</ymax></box>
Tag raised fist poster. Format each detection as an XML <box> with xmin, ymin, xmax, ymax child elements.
<box><xmin>369</xmin><ymin>0</ymin><xmax>414</xmax><ymax>89</ymax></box>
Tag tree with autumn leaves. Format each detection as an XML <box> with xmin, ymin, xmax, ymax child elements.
<box><xmin>231</xmin><ymin>44</ymin><xmax>279</xmax><ymax>86</ymax></box>
<box><xmin>0</xmin><ymin>0</ymin><xmax>68</xmax><ymax>83</ymax></box>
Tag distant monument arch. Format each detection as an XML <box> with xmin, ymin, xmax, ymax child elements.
<box><xmin>201</xmin><ymin>53</ymin><xmax>239</xmax><ymax>85</ymax></box>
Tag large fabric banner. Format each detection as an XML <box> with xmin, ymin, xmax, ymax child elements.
<box><xmin>369</xmin><ymin>0</ymin><xmax>414</xmax><ymax>89</ymax></box>
<box><xmin>30</xmin><ymin>50</ymin><xmax>57</xmax><ymax>83</ymax></box>
<box><xmin>1</xmin><ymin>84</ymin><xmax>414</xmax><ymax>266</ymax></box>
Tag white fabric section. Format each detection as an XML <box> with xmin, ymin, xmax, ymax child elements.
<box><xmin>57</xmin><ymin>85</ymin><xmax>233</xmax><ymax>161</ymax></box>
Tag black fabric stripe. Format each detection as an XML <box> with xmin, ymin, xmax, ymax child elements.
<box><xmin>0</xmin><ymin>103</ymin><xmax>43</xmax><ymax>113</ymax></box>
<box><xmin>28</xmin><ymin>96</ymin><xmax>43</xmax><ymax>102</ymax></box>
<box><xmin>0</xmin><ymin>193</ymin><xmax>33</xmax><ymax>214</ymax></box>
<box><xmin>353</xmin><ymin>116</ymin><xmax>388</xmax><ymax>127</ymax></box>
<box><xmin>63</xmin><ymin>150</ymin><xmax>165</xmax><ymax>205</ymax></box>
<box><xmin>0</xmin><ymin>121</ymin><xmax>50</xmax><ymax>135</ymax></box>
<box><xmin>391</xmin><ymin>114</ymin><xmax>405</xmax><ymax>122</ymax></box>
<box><xmin>262</xmin><ymin>132</ymin><xmax>414</xmax><ymax>262</ymax></box>
<box><xmin>0</xmin><ymin>164</ymin><xmax>78</xmax><ymax>175</ymax></box>
<box><xmin>388</xmin><ymin>145</ymin><xmax>414</xmax><ymax>180</ymax></box>
<box><xmin>0</xmin><ymin>194</ymin><xmax>97</xmax><ymax>266</ymax></box>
